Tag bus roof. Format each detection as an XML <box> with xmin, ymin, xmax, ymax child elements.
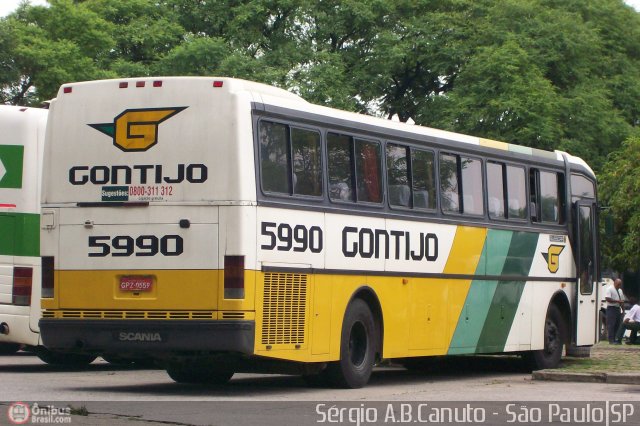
<box><xmin>55</xmin><ymin>76</ymin><xmax>592</xmax><ymax>175</ymax></box>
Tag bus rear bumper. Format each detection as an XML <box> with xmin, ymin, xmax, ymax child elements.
<box><xmin>39</xmin><ymin>319</ymin><xmax>255</xmax><ymax>355</ymax></box>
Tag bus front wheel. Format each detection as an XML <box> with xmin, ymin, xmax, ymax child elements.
<box><xmin>325</xmin><ymin>298</ymin><xmax>376</xmax><ymax>389</ymax></box>
<box><xmin>523</xmin><ymin>304</ymin><xmax>565</xmax><ymax>370</ymax></box>
<box><xmin>166</xmin><ymin>360</ymin><xmax>234</xmax><ymax>385</ymax></box>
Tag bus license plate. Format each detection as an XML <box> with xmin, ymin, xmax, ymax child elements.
<box><xmin>120</xmin><ymin>276</ymin><xmax>153</xmax><ymax>292</ymax></box>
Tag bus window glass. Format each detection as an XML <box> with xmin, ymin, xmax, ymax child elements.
<box><xmin>507</xmin><ymin>165</ymin><xmax>527</xmax><ymax>219</ymax></box>
<box><xmin>540</xmin><ymin>171</ymin><xmax>559</xmax><ymax>222</ymax></box>
<box><xmin>461</xmin><ymin>157</ymin><xmax>484</xmax><ymax>215</ymax></box>
<box><xmin>579</xmin><ymin>205</ymin><xmax>594</xmax><ymax>294</ymax></box>
<box><xmin>355</xmin><ymin>139</ymin><xmax>382</xmax><ymax>203</ymax></box>
<box><xmin>386</xmin><ymin>144</ymin><xmax>410</xmax><ymax>207</ymax></box>
<box><xmin>327</xmin><ymin>133</ymin><xmax>354</xmax><ymax>202</ymax></box>
<box><xmin>440</xmin><ymin>153</ymin><xmax>459</xmax><ymax>213</ymax></box>
<box><xmin>571</xmin><ymin>174</ymin><xmax>595</xmax><ymax>202</ymax></box>
<box><xmin>259</xmin><ymin>121</ymin><xmax>289</xmax><ymax>194</ymax></box>
<box><xmin>487</xmin><ymin>162</ymin><xmax>505</xmax><ymax>219</ymax></box>
<box><xmin>412</xmin><ymin>149</ymin><xmax>436</xmax><ymax>210</ymax></box>
<box><xmin>291</xmin><ymin>128</ymin><xmax>322</xmax><ymax>196</ymax></box>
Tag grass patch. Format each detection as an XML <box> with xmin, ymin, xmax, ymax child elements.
<box><xmin>68</xmin><ymin>405</ymin><xmax>89</xmax><ymax>416</ymax></box>
<box><xmin>557</xmin><ymin>342</ymin><xmax>640</xmax><ymax>373</ymax></box>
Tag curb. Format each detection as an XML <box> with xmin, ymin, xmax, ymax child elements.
<box><xmin>532</xmin><ymin>370</ymin><xmax>640</xmax><ymax>385</ymax></box>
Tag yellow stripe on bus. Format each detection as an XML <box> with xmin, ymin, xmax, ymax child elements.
<box><xmin>42</xmin><ymin>269</ymin><xmax>255</xmax><ymax>312</ymax></box>
<box><xmin>443</xmin><ymin>226</ymin><xmax>487</xmax><ymax>349</ymax></box>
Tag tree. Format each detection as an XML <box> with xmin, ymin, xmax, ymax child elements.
<box><xmin>599</xmin><ymin>136</ymin><xmax>640</xmax><ymax>271</ymax></box>
<box><xmin>0</xmin><ymin>0</ymin><xmax>114</xmax><ymax>105</ymax></box>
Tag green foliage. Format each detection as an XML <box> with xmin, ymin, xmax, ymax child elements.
<box><xmin>599</xmin><ymin>136</ymin><xmax>640</xmax><ymax>271</ymax></box>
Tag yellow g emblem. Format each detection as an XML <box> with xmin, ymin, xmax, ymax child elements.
<box><xmin>89</xmin><ymin>107</ymin><xmax>187</xmax><ymax>152</ymax></box>
<box><xmin>542</xmin><ymin>245</ymin><xmax>565</xmax><ymax>273</ymax></box>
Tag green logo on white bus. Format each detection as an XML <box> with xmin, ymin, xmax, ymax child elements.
<box><xmin>0</xmin><ymin>145</ymin><xmax>24</xmax><ymax>189</ymax></box>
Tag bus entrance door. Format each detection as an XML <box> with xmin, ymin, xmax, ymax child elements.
<box><xmin>575</xmin><ymin>201</ymin><xmax>598</xmax><ymax>346</ymax></box>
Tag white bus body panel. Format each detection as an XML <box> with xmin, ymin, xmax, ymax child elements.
<box><xmin>0</xmin><ymin>105</ymin><xmax>47</xmax><ymax>347</ymax></box>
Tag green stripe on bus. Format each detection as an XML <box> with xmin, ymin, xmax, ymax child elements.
<box><xmin>475</xmin><ymin>232</ymin><xmax>539</xmax><ymax>352</ymax></box>
<box><xmin>447</xmin><ymin>229</ymin><xmax>512</xmax><ymax>354</ymax></box>
<box><xmin>0</xmin><ymin>212</ymin><xmax>40</xmax><ymax>257</ymax></box>
<box><xmin>508</xmin><ymin>145</ymin><xmax>532</xmax><ymax>156</ymax></box>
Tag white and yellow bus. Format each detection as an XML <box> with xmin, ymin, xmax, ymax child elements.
<box><xmin>39</xmin><ymin>77</ymin><xmax>599</xmax><ymax>387</ymax></box>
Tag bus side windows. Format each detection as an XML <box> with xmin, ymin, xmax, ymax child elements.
<box><xmin>355</xmin><ymin>139</ymin><xmax>382</xmax><ymax>203</ymax></box>
<box><xmin>259</xmin><ymin>120</ymin><xmax>322</xmax><ymax>197</ymax></box>
<box><xmin>291</xmin><ymin>128</ymin><xmax>322</xmax><ymax>196</ymax></box>
<box><xmin>412</xmin><ymin>149</ymin><xmax>436</xmax><ymax>210</ymax></box>
<box><xmin>259</xmin><ymin>121</ymin><xmax>289</xmax><ymax>194</ymax></box>
<box><xmin>386</xmin><ymin>144</ymin><xmax>410</xmax><ymax>207</ymax></box>
<box><xmin>571</xmin><ymin>174</ymin><xmax>595</xmax><ymax>203</ymax></box>
<box><xmin>440</xmin><ymin>153</ymin><xmax>484</xmax><ymax>216</ymax></box>
<box><xmin>487</xmin><ymin>162</ymin><xmax>527</xmax><ymax>220</ymax></box>
<box><xmin>530</xmin><ymin>168</ymin><xmax>565</xmax><ymax>224</ymax></box>
<box><xmin>328</xmin><ymin>133</ymin><xmax>354</xmax><ymax>202</ymax></box>
<box><xmin>487</xmin><ymin>161</ymin><xmax>505</xmax><ymax>219</ymax></box>
<box><xmin>506</xmin><ymin>165</ymin><xmax>527</xmax><ymax>219</ymax></box>
<box><xmin>386</xmin><ymin>144</ymin><xmax>436</xmax><ymax>210</ymax></box>
<box><xmin>439</xmin><ymin>153</ymin><xmax>459</xmax><ymax>213</ymax></box>
<box><xmin>327</xmin><ymin>132</ymin><xmax>383</xmax><ymax>204</ymax></box>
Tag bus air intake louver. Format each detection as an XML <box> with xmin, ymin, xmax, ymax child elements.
<box><xmin>261</xmin><ymin>273</ymin><xmax>307</xmax><ymax>346</ymax></box>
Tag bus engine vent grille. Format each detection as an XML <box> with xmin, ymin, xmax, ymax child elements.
<box><xmin>261</xmin><ymin>273</ymin><xmax>307</xmax><ymax>345</ymax></box>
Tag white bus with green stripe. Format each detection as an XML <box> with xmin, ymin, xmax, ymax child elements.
<box><xmin>39</xmin><ymin>77</ymin><xmax>599</xmax><ymax>387</ymax></box>
<box><xmin>0</xmin><ymin>105</ymin><xmax>97</xmax><ymax>366</ymax></box>
<box><xmin>0</xmin><ymin>105</ymin><xmax>46</xmax><ymax>356</ymax></box>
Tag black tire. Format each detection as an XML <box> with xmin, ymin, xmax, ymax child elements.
<box><xmin>565</xmin><ymin>344</ymin><xmax>591</xmax><ymax>358</ymax></box>
<box><xmin>325</xmin><ymin>298</ymin><xmax>376</xmax><ymax>389</ymax></box>
<box><xmin>35</xmin><ymin>347</ymin><xmax>97</xmax><ymax>366</ymax></box>
<box><xmin>166</xmin><ymin>360</ymin><xmax>234</xmax><ymax>385</ymax></box>
<box><xmin>523</xmin><ymin>304</ymin><xmax>565</xmax><ymax>370</ymax></box>
<box><xmin>0</xmin><ymin>343</ymin><xmax>20</xmax><ymax>355</ymax></box>
<box><xmin>0</xmin><ymin>343</ymin><xmax>21</xmax><ymax>355</ymax></box>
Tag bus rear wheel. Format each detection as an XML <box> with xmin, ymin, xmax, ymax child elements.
<box><xmin>166</xmin><ymin>360</ymin><xmax>234</xmax><ymax>385</ymax></box>
<box><xmin>325</xmin><ymin>298</ymin><xmax>376</xmax><ymax>389</ymax></box>
<box><xmin>523</xmin><ymin>304</ymin><xmax>565</xmax><ymax>370</ymax></box>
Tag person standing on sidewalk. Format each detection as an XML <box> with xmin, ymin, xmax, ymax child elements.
<box><xmin>615</xmin><ymin>298</ymin><xmax>640</xmax><ymax>344</ymax></box>
<box><xmin>606</xmin><ymin>278</ymin><xmax>625</xmax><ymax>344</ymax></box>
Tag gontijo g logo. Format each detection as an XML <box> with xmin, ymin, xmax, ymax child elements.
<box><xmin>89</xmin><ymin>107</ymin><xmax>187</xmax><ymax>152</ymax></box>
<box><xmin>542</xmin><ymin>244</ymin><xmax>565</xmax><ymax>274</ymax></box>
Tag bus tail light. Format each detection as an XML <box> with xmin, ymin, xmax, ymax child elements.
<box><xmin>224</xmin><ymin>256</ymin><xmax>244</xmax><ymax>299</ymax></box>
<box><xmin>12</xmin><ymin>267</ymin><xmax>33</xmax><ymax>306</ymax></box>
<box><xmin>42</xmin><ymin>257</ymin><xmax>54</xmax><ymax>298</ymax></box>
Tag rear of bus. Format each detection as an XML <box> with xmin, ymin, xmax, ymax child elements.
<box><xmin>39</xmin><ymin>78</ymin><xmax>268</xmax><ymax>366</ymax></box>
<box><xmin>0</xmin><ymin>105</ymin><xmax>47</xmax><ymax>353</ymax></box>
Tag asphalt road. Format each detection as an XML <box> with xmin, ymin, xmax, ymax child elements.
<box><xmin>1</xmin><ymin>352</ymin><xmax>639</xmax><ymax>425</ymax></box>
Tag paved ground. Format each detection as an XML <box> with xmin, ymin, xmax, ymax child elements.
<box><xmin>1</xmin><ymin>352</ymin><xmax>639</xmax><ymax>425</ymax></box>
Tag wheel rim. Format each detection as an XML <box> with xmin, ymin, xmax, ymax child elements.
<box><xmin>545</xmin><ymin>318</ymin><xmax>560</xmax><ymax>355</ymax></box>
<box><xmin>349</xmin><ymin>321</ymin><xmax>367</xmax><ymax>367</ymax></box>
